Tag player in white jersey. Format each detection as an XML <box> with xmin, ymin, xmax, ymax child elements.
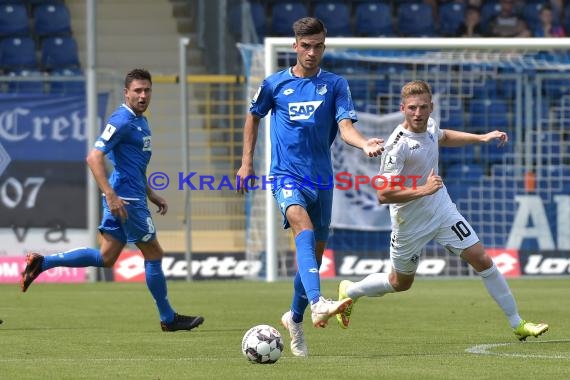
<box><xmin>336</xmin><ymin>80</ymin><xmax>549</xmax><ymax>341</ymax></box>
<box><xmin>236</xmin><ymin>17</ymin><xmax>383</xmax><ymax>357</ymax></box>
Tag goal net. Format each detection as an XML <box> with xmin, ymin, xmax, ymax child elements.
<box><xmin>239</xmin><ymin>38</ymin><xmax>570</xmax><ymax>281</ymax></box>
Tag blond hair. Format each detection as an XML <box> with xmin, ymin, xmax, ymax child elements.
<box><xmin>401</xmin><ymin>80</ymin><xmax>432</xmax><ymax>103</ymax></box>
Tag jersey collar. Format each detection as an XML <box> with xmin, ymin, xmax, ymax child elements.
<box><xmin>121</xmin><ymin>103</ymin><xmax>137</xmax><ymax>116</ymax></box>
<box><xmin>288</xmin><ymin>67</ymin><xmax>322</xmax><ymax>78</ymax></box>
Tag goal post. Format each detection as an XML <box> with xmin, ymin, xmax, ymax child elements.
<box><xmin>239</xmin><ymin>37</ymin><xmax>570</xmax><ymax>282</ymax></box>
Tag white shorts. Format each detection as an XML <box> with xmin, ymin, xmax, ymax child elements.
<box><xmin>390</xmin><ymin>207</ymin><xmax>480</xmax><ymax>274</ymax></box>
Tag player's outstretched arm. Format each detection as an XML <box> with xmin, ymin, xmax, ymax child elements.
<box><xmin>440</xmin><ymin>129</ymin><xmax>508</xmax><ymax>147</ymax></box>
<box><xmin>236</xmin><ymin>114</ymin><xmax>261</xmax><ymax>193</ymax></box>
<box><xmin>338</xmin><ymin>119</ymin><xmax>384</xmax><ymax>157</ymax></box>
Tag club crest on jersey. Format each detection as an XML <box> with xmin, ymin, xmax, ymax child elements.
<box><xmin>316</xmin><ymin>83</ymin><xmax>327</xmax><ymax>95</ymax></box>
<box><xmin>288</xmin><ymin>101</ymin><xmax>323</xmax><ymax>120</ymax></box>
<box><xmin>142</xmin><ymin>136</ymin><xmax>151</xmax><ymax>151</ymax></box>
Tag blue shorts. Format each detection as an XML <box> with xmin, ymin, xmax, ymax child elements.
<box><xmin>272</xmin><ymin>182</ymin><xmax>332</xmax><ymax>242</ymax></box>
<box><xmin>99</xmin><ymin>197</ymin><xmax>157</xmax><ymax>244</ymax></box>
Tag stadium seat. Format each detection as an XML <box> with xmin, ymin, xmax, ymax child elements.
<box><xmin>0</xmin><ymin>3</ymin><xmax>30</xmax><ymax>37</ymax></box>
<box><xmin>445</xmin><ymin>181</ymin><xmax>469</xmax><ymax>202</ymax></box>
<box><xmin>440</xmin><ymin>145</ymin><xmax>476</xmax><ymax>166</ymax></box>
<box><xmin>49</xmin><ymin>67</ymin><xmax>85</xmax><ymax>94</ymax></box>
<box><xmin>468</xmin><ymin>97</ymin><xmax>509</xmax><ymax>132</ymax></box>
<box><xmin>438</xmin><ymin>1</ymin><xmax>466</xmax><ymax>36</ymax></box>
<box><xmin>33</xmin><ymin>3</ymin><xmax>72</xmax><ymax>38</ymax></box>
<box><xmin>270</xmin><ymin>2</ymin><xmax>307</xmax><ymax>36</ymax></box>
<box><xmin>523</xmin><ymin>2</ymin><xmax>546</xmax><ymax>32</ymax></box>
<box><xmin>480</xmin><ymin>2</ymin><xmax>501</xmax><ymax>34</ymax></box>
<box><xmin>313</xmin><ymin>2</ymin><xmax>352</xmax><ymax>36</ymax></box>
<box><xmin>440</xmin><ymin>105</ymin><xmax>465</xmax><ymax>130</ymax></box>
<box><xmin>228</xmin><ymin>1</ymin><xmax>266</xmax><ymax>42</ymax></box>
<box><xmin>40</xmin><ymin>36</ymin><xmax>80</xmax><ymax>70</ymax></box>
<box><xmin>397</xmin><ymin>3</ymin><xmax>436</xmax><ymax>37</ymax></box>
<box><xmin>444</xmin><ymin>163</ymin><xmax>485</xmax><ymax>181</ymax></box>
<box><xmin>354</xmin><ymin>2</ymin><xmax>393</xmax><ymax>37</ymax></box>
<box><xmin>0</xmin><ymin>37</ymin><xmax>37</xmax><ymax>71</ymax></box>
<box><xmin>6</xmin><ymin>69</ymin><xmax>44</xmax><ymax>93</ymax></box>
<box><xmin>564</xmin><ymin>4</ymin><xmax>570</xmax><ymax>33</ymax></box>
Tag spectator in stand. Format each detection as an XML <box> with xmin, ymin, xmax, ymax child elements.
<box><xmin>488</xmin><ymin>0</ymin><xmax>531</xmax><ymax>37</ymax></box>
<box><xmin>533</xmin><ymin>5</ymin><xmax>565</xmax><ymax>37</ymax></box>
<box><xmin>457</xmin><ymin>6</ymin><xmax>484</xmax><ymax>37</ymax></box>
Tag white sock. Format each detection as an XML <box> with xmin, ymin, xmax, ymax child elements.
<box><xmin>478</xmin><ymin>263</ymin><xmax>522</xmax><ymax>329</ymax></box>
<box><xmin>347</xmin><ymin>272</ymin><xmax>395</xmax><ymax>299</ymax></box>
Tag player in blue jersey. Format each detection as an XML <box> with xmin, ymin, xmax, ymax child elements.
<box><xmin>20</xmin><ymin>69</ymin><xmax>204</xmax><ymax>332</ymax></box>
<box><xmin>236</xmin><ymin>17</ymin><xmax>384</xmax><ymax>357</ymax></box>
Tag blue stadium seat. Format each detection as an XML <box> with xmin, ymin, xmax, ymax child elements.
<box><xmin>33</xmin><ymin>3</ymin><xmax>72</xmax><ymax>38</ymax></box>
<box><xmin>445</xmin><ymin>163</ymin><xmax>485</xmax><ymax>181</ymax></box>
<box><xmin>438</xmin><ymin>1</ymin><xmax>465</xmax><ymax>36</ymax></box>
<box><xmin>354</xmin><ymin>2</ymin><xmax>393</xmax><ymax>37</ymax></box>
<box><xmin>6</xmin><ymin>69</ymin><xmax>44</xmax><ymax>93</ymax></box>
<box><xmin>468</xmin><ymin>97</ymin><xmax>509</xmax><ymax>132</ymax></box>
<box><xmin>445</xmin><ymin>181</ymin><xmax>469</xmax><ymax>202</ymax></box>
<box><xmin>480</xmin><ymin>2</ymin><xmax>501</xmax><ymax>34</ymax></box>
<box><xmin>564</xmin><ymin>4</ymin><xmax>570</xmax><ymax>32</ymax></box>
<box><xmin>313</xmin><ymin>2</ymin><xmax>352</xmax><ymax>36</ymax></box>
<box><xmin>440</xmin><ymin>145</ymin><xmax>476</xmax><ymax>166</ymax></box>
<box><xmin>0</xmin><ymin>37</ymin><xmax>37</xmax><ymax>71</ymax></box>
<box><xmin>397</xmin><ymin>3</ymin><xmax>435</xmax><ymax>37</ymax></box>
<box><xmin>442</xmin><ymin>106</ymin><xmax>465</xmax><ymax>130</ymax></box>
<box><xmin>49</xmin><ymin>67</ymin><xmax>85</xmax><ymax>94</ymax></box>
<box><xmin>270</xmin><ymin>2</ymin><xmax>307</xmax><ymax>36</ymax></box>
<box><xmin>228</xmin><ymin>1</ymin><xmax>265</xmax><ymax>41</ymax></box>
<box><xmin>0</xmin><ymin>3</ymin><xmax>30</xmax><ymax>37</ymax></box>
<box><xmin>40</xmin><ymin>36</ymin><xmax>80</xmax><ymax>70</ymax></box>
<box><xmin>523</xmin><ymin>2</ymin><xmax>546</xmax><ymax>32</ymax></box>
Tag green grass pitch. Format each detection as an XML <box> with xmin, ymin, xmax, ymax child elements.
<box><xmin>1</xmin><ymin>278</ymin><xmax>568</xmax><ymax>379</ymax></box>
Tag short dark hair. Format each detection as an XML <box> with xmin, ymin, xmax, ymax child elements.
<box><xmin>125</xmin><ymin>68</ymin><xmax>152</xmax><ymax>89</ymax></box>
<box><xmin>292</xmin><ymin>17</ymin><xmax>327</xmax><ymax>38</ymax></box>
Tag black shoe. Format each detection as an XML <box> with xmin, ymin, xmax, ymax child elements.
<box><xmin>161</xmin><ymin>313</ymin><xmax>204</xmax><ymax>332</ymax></box>
<box><xmin>21</xmin><ymin>253</ymin><xmax>44</xmax><ymax>293</ymax></box>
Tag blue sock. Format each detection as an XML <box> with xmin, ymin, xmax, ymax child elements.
<box><xmin>295</xmin><ymin>230</ymin><xmax>320</xmax><ymax>305</ymax></box>
<box><xmin>291</xmin><ymin>272</ymin><xmax>308</xmax><ymax>323</ymax></box>
<box><xmin>42</xmin><ymin>248</ymin><xmax>104</xmax><ymax>271</ymax></box>
<box><xmin>145</xmin><ymin>260</ymin><xmax>175</xmax><ymax>323</ymax></box>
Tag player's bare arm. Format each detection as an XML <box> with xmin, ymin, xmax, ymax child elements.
<box><xmin>377</xmin><ymin>168</ymin><xmax>443</xmax><ymax>204</ymax></box>
<box><xmin>236</xmin><ymin>113</ymin><xmax>261</xmax><ymax>193</ymax></box>
<box><xmin>440</xmin><ymin>129</ymin><xmax>508</xmax><ymax>147</ymax></box>
<box><xmin>86</xmin><ymin>148</ymin><xmax>128</xmax><ymax>221</ymax></box>
<box><xmin>338</xmin><ymin>119</ymin><xmax>384</xmax><ymax>157</ymax></box>
<box><xmin>147</xmin><ymin>184</ymin><xmax>168</xmax><ymax>215</ymax></box>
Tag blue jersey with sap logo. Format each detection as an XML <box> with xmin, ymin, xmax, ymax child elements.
<box><xmin>94</xmin><ymin>104</ymin><xmax>152</xmax><ymax>200</ymax></box>
<box><xmin>250</xmin><ymin>67</ymin><xmax>357</xmax><ymax>186</ymax></box>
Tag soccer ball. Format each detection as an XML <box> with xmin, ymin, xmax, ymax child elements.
<box><xmin>241</xmin><ymin>324</ymin><xmax>284</xmax><ymax>364</ymax></box>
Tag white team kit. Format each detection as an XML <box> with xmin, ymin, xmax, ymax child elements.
<box><xmin>379</xmin><ymin>117</ymin><xmax>480</xmax><ymax>274</ymax></box>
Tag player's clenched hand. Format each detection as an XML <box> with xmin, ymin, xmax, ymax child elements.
<box><xmin>363</xmin><ymin>138</ymin><xmax>385</xmax><ymax>157</ymax></box>
<box><xmin>106</xmin><ymin>192</ymin><xmax>129</xmax><ymax>222</ymax></box>
<box><xmin>482</xmin><ymin>130</ymin><xmax>508</xmax><ymax>147</ymax></box>
<box><xmin>424</xmin><ymin>168</ymin><xmax>443</xmax><ymax>195</ymax></box>
<box><xmin>236</xmin><ymin>165</ymin><xmax>255</xmax><ymax>194</ymax></box>
<box><xmin>149</xmin><ymin>192</ymin><xmax>168</xmax><ymax>215</ymax></box>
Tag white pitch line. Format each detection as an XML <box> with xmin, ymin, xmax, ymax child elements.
<box><xmin>466</xmin><ymin>339</ymin><xmax>570</xmax><ymax>359</ymax></box>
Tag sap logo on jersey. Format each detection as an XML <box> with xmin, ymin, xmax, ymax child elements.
<box><xmin>288</xmin><ymin>101</ymin><xmax>322</xmax><ymax>120</ymax></box>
